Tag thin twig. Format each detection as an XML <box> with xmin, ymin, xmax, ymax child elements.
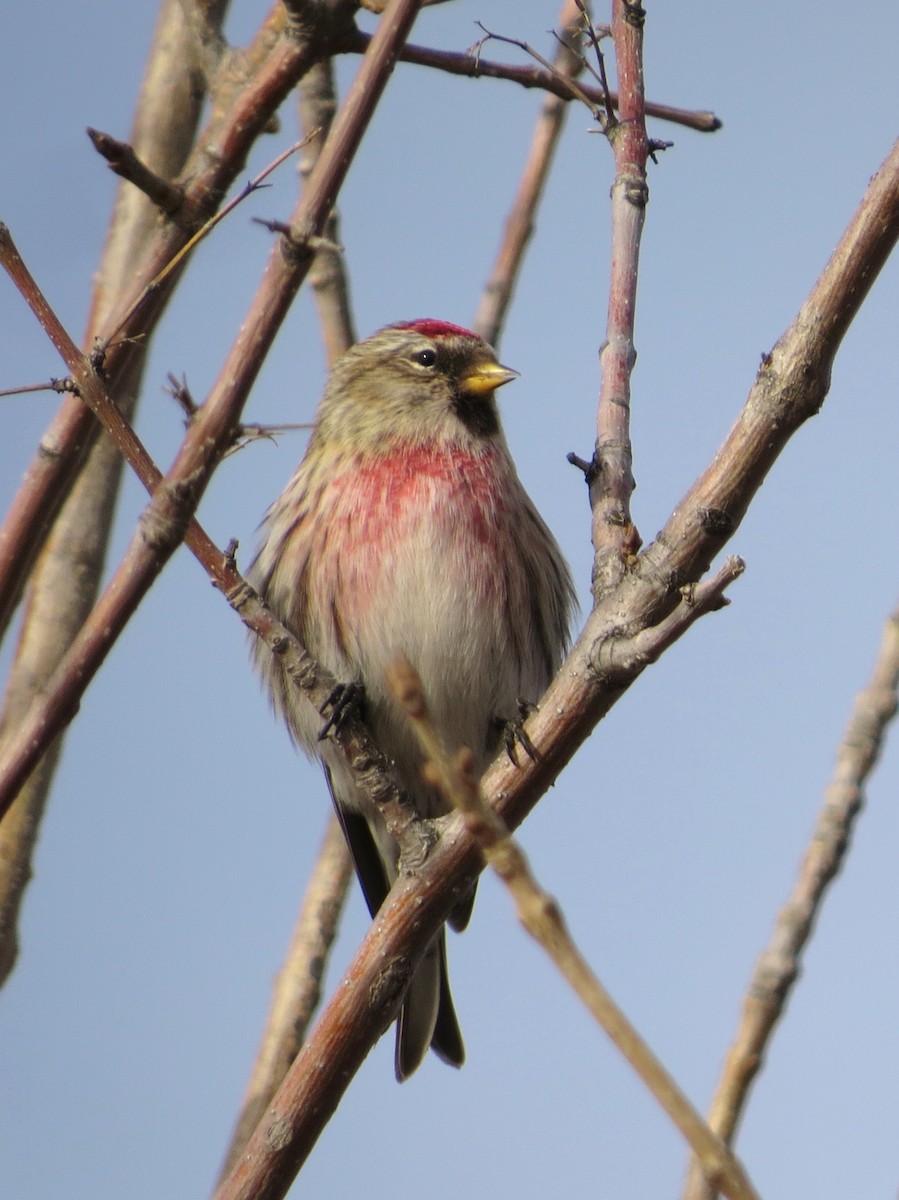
<box><xmin>387</xmin><ymin>655</ymin><xmax>761</xmax><ymax>1200</ymax></box>
<box><xmin>102</xmin><ymin>138</ymin><xmax>310</xmax><ymax>349</ymax></box>
<box><xmin>339</xmin><ymin>28</ymin><xmax>722</xmax><ymax>132</ymax></box>
<box><xmin>682</xmin><ymin>601</ymin><xmax>899</xmax><ymax>1200</ymax></box>
<box><xmin>571</xmin><ymin>0</ymin><xmax>616</xmax><ymax>127</ymax></box>
<box><xmin>0</xmin><ymin>381</ymin><xmax>73</xmax><ymax>399</ymax></box>
<box><xmin>473</xmin><ymin>20</ymin><xmax>606</xmax><ymax>123</ymax></box>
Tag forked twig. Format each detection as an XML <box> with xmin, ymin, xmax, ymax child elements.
<box><xmin>340</xmin><ymin>29</ymin><xmax>722</xmax><ymax>132</ymax></box>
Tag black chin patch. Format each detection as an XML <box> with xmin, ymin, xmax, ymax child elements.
<box><xmin>451</xmin><ymin>391</ymin><xmax>500</xmax><ymax>438</ymax></box>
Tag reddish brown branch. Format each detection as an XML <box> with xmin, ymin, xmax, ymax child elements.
<box><xmin>340</xmin><ymin>28</ymin><xmax>722</xmax><ymax>132</ymax></box>
<box><xmin>587</xmin><ymin>0</ymin><xmax>646</xmax><ymax>599</ymax></box>
<box><xmin>87</xmin><ymin>127</ymin><xmax>185</xmax><ymax>216</ymax></box>
<box><xmin>211</xmin><ymin>558</ymin><xmax>745</xmax><ymax>1200</ymax></box>
<box><xmin>629</xmin><ymin>137</ymin><xmax>899</xmax><ymax>627</ymax></box>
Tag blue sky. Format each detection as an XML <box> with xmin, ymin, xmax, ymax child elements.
<box><xmin>2</xmin><ymin>3</ymin><xmax>899</xmax><ymax>1198</ymax></box>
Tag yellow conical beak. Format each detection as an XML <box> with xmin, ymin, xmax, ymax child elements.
<box><xmin>460</xmin><ymin>361</ymin><xmax>519</xmax><ymax>396</ymax></box>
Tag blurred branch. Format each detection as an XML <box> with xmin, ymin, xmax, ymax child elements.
<box><xmin>217</xmin><ymin>814</ymin><xmax>352</xmax><ymax>1184</ymax></box>
<box><xmin>0</xmin><ymin>0</ymin><xmax>229</xmax><ymax>987</ymax></box>
<box><xmin>298</xmin><ymin>58</ymin><xmax>358</xmax><ymax>360</ymax></box>
<box><xmin>86</xmin><ymin>126</ymin><xmax>186</xmax><ymax>216</ymax></box>
<box><xmin>474</xmin><ymin>0</ymin><xmax>587</xmax><ymax>347</ymax></box>
<box><xmin>682</xmin><ymin>601</ymin><xmax>899</xmax><ymax>1200</ymax></box>
<box><xmin>341</xmin><ymin>27</ymin><xmax>722</xmax><ymax>132</ymax></box>
<box><xmin>388</xmin><ymin>654</ymin><xmax>760</xmax><ymax>1200</ymax></box>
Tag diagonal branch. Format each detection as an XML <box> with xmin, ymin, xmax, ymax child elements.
<box><xmin>211</xmin><ymin>555</ymin><xmax>746</xmax><ymax>1200</ymax></box>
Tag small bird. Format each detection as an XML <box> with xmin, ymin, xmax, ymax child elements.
<box><xmin>250</xmin><ymin>320</ymin><xmax>574</xmax><ymax>1079</ymax></box>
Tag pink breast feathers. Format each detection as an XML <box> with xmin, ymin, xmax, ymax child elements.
<box><xmin>322</xmin><ymin>441</ymin><xmax>511</xmax><ymax>628</ymax></box>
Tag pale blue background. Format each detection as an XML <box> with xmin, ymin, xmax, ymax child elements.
<box><xmin>2</xmin><ymin>3</ymin><xmax>899</xmax><ymax>1198</ymax></box>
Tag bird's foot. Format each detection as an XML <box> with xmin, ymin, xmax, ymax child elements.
<box><xmin>317</xmin><ymin>680</ymin><xmax>365</xmax><ymax>740</ymax></box>
<box><xmin>497</xmin><ymin>699</ymin><xmax>541</xmax><ymax>766</ymax></box>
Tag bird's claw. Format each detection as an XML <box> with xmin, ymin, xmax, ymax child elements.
<box><xmin>498</xmin><ymin>699</ymin><xmax>541</xmax><ymax>766</ymax></box>
<box><xmin>318</xmin><ymin>680</ymin><xmax>365</xmax><ymax>740</ymax></box>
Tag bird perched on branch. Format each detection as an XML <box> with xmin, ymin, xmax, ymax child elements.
<box><xmin>250</xmin><ymin>319</ymin><xmax>574</xmax><ymax>1079</ymax></box>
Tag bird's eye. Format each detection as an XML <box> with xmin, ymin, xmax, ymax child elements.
<box><xmin>412</xmin><ymin>348</ymin><xmax>437</xmax><ymax>368</ymax></box>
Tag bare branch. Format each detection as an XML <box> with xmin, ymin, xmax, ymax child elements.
<box><xmin>340</xmin><ymin>28</ymin><xmax>723</xmax><ymax>132</ymax></box>
<box><xmin>297</xmin><ymin>59</ymin><xmax>358</xmax><ymax>360</ymax></box>
<box><xmin>86</xmin><ymin>127</ymin><xmax>185</xmax><ymax>216</ymax></box>
<box><xmin>209</xmin><ymin>552</ymin><xmax>744</xmax><ymax>1200</ymax></box>
<box><xmin>0</xmin><ymin>3</ymin><xmax>347</xmax><ymax>643</ymax></box>
<box><xmin>628</xmin><ymin>136</ymin><xmax>899</xmax><ymax>626</ymax></box>
<box><xmin>0</xmin><ymin>0</ymin><xmax>223</xmax><ymax>984</ymax></box>
<box><xmin>104</xmin><ymin>137</ymin><xmax>310</xmax><ymax>349</ymax></box>
<box><xmin>682</xmin><ymin>601</ymin><xmax>899</xmax><ymax>1200</ymax></box>
<box><xmin>589</xmin><ymin>0</ymin><xmax>648</xmax><ymax>600</ymax></box>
